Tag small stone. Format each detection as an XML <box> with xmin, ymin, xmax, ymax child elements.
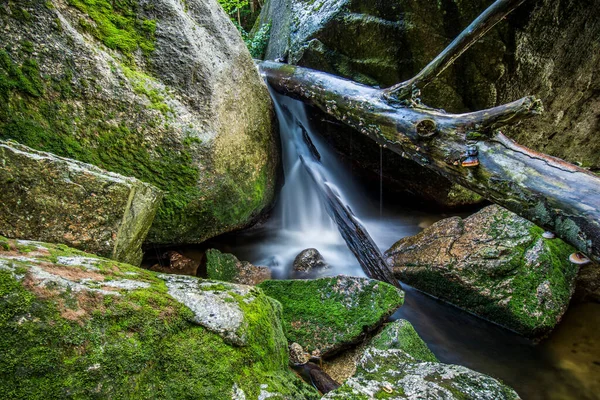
<box><xmin>289</xmin><ymin>342</ymin><xmax>310</xmax><ymax>365</ymax></box>
<box><xmin>293</xmin><ymin>248</ymin><xmax>329</xmax><ymax>276</ymax></box>
<box><xmin>542</xmin><ymin>231</ymin><xmax>556</xmax><ymax>239</ymax></box>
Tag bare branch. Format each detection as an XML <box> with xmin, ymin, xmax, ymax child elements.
<box><xmin>383</xmin><ymin>0</ymin><xmax>527</xmax><ymax>102</ymax></box>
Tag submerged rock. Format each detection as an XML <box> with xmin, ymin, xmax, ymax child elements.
<box><xmin>324</xmin><ymin>319</ymin><xmax>520</xmax><ymax>399</ymax></box>
<box><xmin>0</xmin><ymin>237</ymin><xmax>318</xmax><ymax>399</ymax></box>
<box><xmin>206</xmin><ymin>248</ymin><xmax>271</xmax><ymax>285</ymax></box>
<box><xmin>0</xmin><ymin>141</ymin><xmax>161</xmax><ymax>265</ymax></box>
<box><xmin>258</xmin><ymin>275</ymin><xmax>404</xmax><ymax>356</ymax></box>
<box><xmin>0</xmin><ymin>0</ymin><xmax>278</xmax><ymax>246</ymax></box>
<box><xmin>386</xmin><ymin>205</ymin><xmax>579</xmax><ymax>337</ymax></box>
<box><xmin>293</xmin><ymin>248</ymin><xmax>330</xmax><ymax>277</ymax></box>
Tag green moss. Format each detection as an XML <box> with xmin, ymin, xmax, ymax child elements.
<box><xmin>258</xmin><ymin>277</ymin><xmax>403</xmax><ymax>353</ymax></box>
<box><xmin>0</xmin><ymin>236</ymin><xmax>10</xmax><ymax>251</ymax></box>
<box><xmin>206</xmin><ymin>249</ymin><xmax>240</xmax><ymax>283</ymax></box>
<box><xmin>370</xmin><ymin>320</ymin><xmax>437</xmax><ymax>362</ymax></box>
<box><xmin>121</xmin><ymin>66</ymin><xmax>174</xmax><ymax>117</ymax></box>
<box><xmin>399</xmin><ymin>218</ymin><xmax>578</xmax><ymax>337</ymax></box>
<box><xmin>0</xmin><ymin>239</ymin><xmax>318</xmax><ymax>399</ymax></box>
<box><xmin>66</xmin><ymin>0</ymin><xmax>156</xmax><ymax>58</ymax></box>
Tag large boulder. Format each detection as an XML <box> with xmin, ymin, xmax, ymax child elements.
<box><xmin>324</xmin><ymin>319</ymin><xmax>520</xmax><ymax>399</ymax></box>
<box><xmin>386</xmin><ymin>205</ymin><xmax>579</xmax><ymax>337</ymax></box>
<box><xmin>258</xmin><ymin>276</ymin><xmax>404</xmax><ymax>356</ymax></box>
<box><xmin>0</xmin><ymin>236</ymin><xmax>318</xmax><ymax>399</ymax></box>
<box><xmin>0</xmin><ymin>140</ymin><xmax>161</xmax><ymax>265</ymax></box>
<box><xmin>0</xmin><ymin>0</ymin><xmax>279</xmax><ymax>245</ymax></box>
<box><xmin>256</xmin><ymin>0</ymin><xmax>600</xmax><ymax>204</ymax></box>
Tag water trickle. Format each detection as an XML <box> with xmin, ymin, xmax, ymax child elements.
<box><xmin>379</xmin><ymin>144</ymin><xmax>383</xmax><ymax>220</ymax></box>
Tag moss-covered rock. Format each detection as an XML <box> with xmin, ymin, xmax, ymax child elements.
<box><xmin>324</xmin><ymin>348</ymin><xmax>520</xmax><ymax>399</ymax></box>
<box><xmin>206</xmin><ymin>248</ymin><xmax>272</xmax><ymax>285</ymax></box>
<box><xmin>386</xmin><ymin>205</ymin><xmax>580</xmax><ymax>338</ymax></box>
<box><xmin>0</xmin><ymin>140</ymin><xmax>162</xmax><ymax>266</ymax></box>
<box><xmin>0</xmin><ymin>237</ymin><xmax>318</xmax><ymax>399</ymax></box>
<box><xmin>324</xmin><ymin>319</ymin><xmax>520</xmax><ymax>399</ymax></box>
<box><xmin>258</xmin><ymin>276</ymin><xmax>404</xmax><ymax>356</ymax></box>
<box><xmin>0</xmin><ymin>0</ymin><xmax>278</xmax><ymax>246</ymax></box>
<box><xmin>369</xmin><ymin>320</ymin><xmax>437</xmax><ymax>362</ymax></box>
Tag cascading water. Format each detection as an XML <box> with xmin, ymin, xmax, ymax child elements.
<box><xmin>236</xmin><ymin>90</ymin><xmax>428</xmax><ymax>280</ymax></box>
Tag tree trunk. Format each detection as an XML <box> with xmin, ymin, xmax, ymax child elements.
<box><xmin>259</xmin><ymin>0</ymin><xmax>600</xmax><ymax>263</ymax></box>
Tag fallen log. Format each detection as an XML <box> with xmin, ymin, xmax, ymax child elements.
<box><xmin>260</xmin><ymin>0</ymin><xmax>600</xmax><ymax>263</ymax></box>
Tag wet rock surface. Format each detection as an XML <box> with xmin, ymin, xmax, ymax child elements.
<box><xmin>386</xmin><ymin>205</ymin><xmax>580</xmax><ymax>337</ymax></box>
<box><xmin>293</xmin><ymin>248</ymin><xmax>330</xmax><ymax>276</ymax></box>
<box><xmin>0</xmin><ymin>141</ymin><xmax>161</xmax><ymax>265</ymax></box>
<box><xmin>0</xmin><ymin>236</ymin><xmax>318</xmax><ymax>399</ymax></box>
<box><xmin>259</xmin><ymin>275</ymin><xmax>404</xmax><ymax>356</ymax></box>
<box><xmin>324</xmin><ymin>319</ymin><xmax>520</xmax><ymax>399</ymax></box>
<box><xmin>206</xmin><ymin>248</ymin><xmax>271</xmax><ymax>285</ymax></box>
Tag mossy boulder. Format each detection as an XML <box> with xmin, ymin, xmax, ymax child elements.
<box><xmin>386</xmin><ymin>205</ymin><xmax>580</xmax><ymax>338</ymax></box>
<box><xmin>206</xmin><ymin>248</ymin><xmax>272</xmax><ymax>285</ymax></box>
<box><xmin>0</xmin><ymin>140</ymin><xmax>162</xmax><ymax>266</ymax></box>
<box><xmin>258</xmin><ymin>276</ymin><xmax>404</xmax><ymax>356</ymax></box>
<box><xmin>0</xmin><ymin>237</ymin><xmax>318</xmax><ymax>399</ymax></box>
<box><xmin>0</xmin><ymin>0</ymin><xmax>278</xmax><ymax>245</ymax></box>
<box><xmin>324</xmin><ymin>319</ymin><xmax>520</xmax><ymax>399</ymax></box>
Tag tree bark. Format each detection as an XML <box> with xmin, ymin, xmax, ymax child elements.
<box><xmin>258</xmin><ymin>2</ymin><xmax>600</xmax><ymax>263</ymax></box>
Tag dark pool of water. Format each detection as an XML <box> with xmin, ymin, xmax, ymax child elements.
<box><xmin>393</xmin><ymin>285</ymin><xmax>600</xmax><ymax>400</ymax></box>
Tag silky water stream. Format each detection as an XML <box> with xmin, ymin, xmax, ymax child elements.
<box><xmin>175</xmin><ymin>93</ymin><xmax>600</xmax><ymax>399</ymax></box>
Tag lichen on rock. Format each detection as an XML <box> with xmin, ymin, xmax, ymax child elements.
<box><xmin>386</xmin><ymin>205</ymin><xmax>580</xmax><ymax>337</ymax></box>
<box><xmin>258</xmin><ymin>275</ymin><xmax>404</xmax><ymax>356</ymax></box>
<box><xmin>0</xmin><ymin>236</ymin><xmax>318</xmax><ymax>399</ymax></box>
<box><xmin>324</xmin><ymin>319</ymin><xmax>520</xmax><ymax>399</ymax></box>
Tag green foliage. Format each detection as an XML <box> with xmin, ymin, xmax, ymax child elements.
<box><xmin>66</xmin><ymin>0</ymin><xmax>156</xmax><ymax>57</ymax></box>
<box><xmin>217</xmin><ymin>0</ymin><xmax>248</xmax><ymax>15</ymax></box>
<box><xmin>246</xmin><ymin>22</ymin><xmax>271</xmax><ymax>59</ymax></box>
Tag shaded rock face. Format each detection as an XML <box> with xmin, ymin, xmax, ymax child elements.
<box><xmin>257</xmin><ymin>0</ymin><xmax>600</xmax><ymax>203</ymax></box>
<box><xmin>324</xmin><ymin>319</ymin><xmax>520</xmax><ymax>399</ymax></box>
<box><xmin>574</xmin><ymin>261</ymin><xmax>600</xmax><ymax>303</ymax></box>
<box><xmin>206</xmin><ymin>248</ymin><xmax>271</xmax><ymax>285</ymax></box>
<box><xmin>0</xmin><ymin>141</ymin><xmax>161</xmax><ymax>265</ymax></box>
<box><xmin>0</xmin><ymin>237</ymin><xmax>319</xmax><ymax>399</ymax></box>
<box><xmin>258</xmin><ymin>275</ymin><xmax>404</xmax><ymax>356</ymax></box>
<box><xmin>293</xmin><ymin>248</ymin><xmax>330</xmax><ymax>277</ymax></box>
<box><xmin>0</xmin><ymin>0</ymin><xmax>279</xmax><ymax>246</ymax></box>
<box><xmin>386</xmin><ymin>205</ymin><xmax>579</xmax><ymax>337</ymax></box>
<box><xmin>149</xmin><ymin>251</ymin><xmax>201</xmax><ymax>276</ymax></box>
